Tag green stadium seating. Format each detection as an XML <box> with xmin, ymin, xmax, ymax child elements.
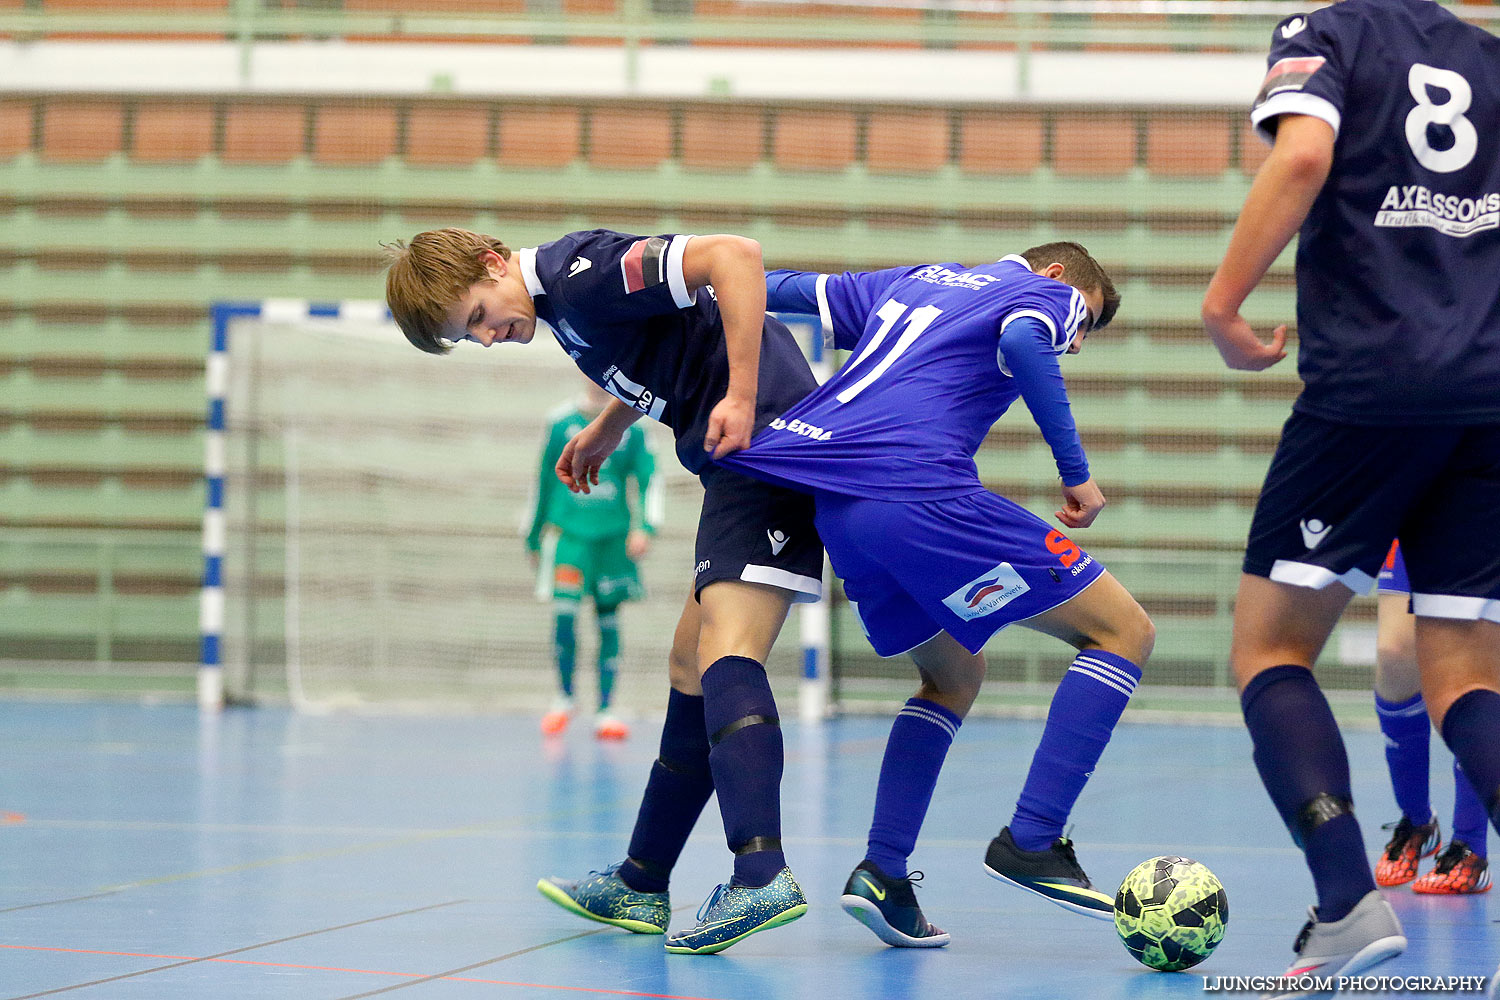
<box><xmin>1</xmin><ymin>91</ymin><xmax>1304</xmax><ymax>680</ymax></box>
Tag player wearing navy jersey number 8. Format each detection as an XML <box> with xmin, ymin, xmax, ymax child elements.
<box><xmin>1201</xmin><ymin>1</ymin><xmax>1500</xmax><ymax>993</ymax></box>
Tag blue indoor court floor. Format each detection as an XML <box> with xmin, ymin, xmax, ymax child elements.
<box><xmin>1</xmin><ymin>701</ymin><xmax>1494</xmax><ymax>999</ymax></box>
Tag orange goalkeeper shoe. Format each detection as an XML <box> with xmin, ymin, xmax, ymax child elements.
<box><xmin>594</xmin><ymin>713</ymin><xmax>629</xmax><ymax>741</ymax></box>
<box><xmin>541</xmin><ymin>697</ymin><xmax>574</xmax><ymax>737</ymax></box>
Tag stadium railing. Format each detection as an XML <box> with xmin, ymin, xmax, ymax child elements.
<box><xmin>0</xmin><ymin>0</ymin><xmax>1326</xmax><ymax>51</ymax></box>
<box><xmin>4</xmin><ymin>1</ymin><xmax>1497</xmax><ymax>47</ymax></box>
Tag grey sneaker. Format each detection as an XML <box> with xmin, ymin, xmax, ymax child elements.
<box><xmin>1488</xmin><ymin>961</ymin><xmax>1498</xmax><ymax>999</ymax></box>
<box><xmin>1260</xmin><ymin>890</ymin><xmax>1406</xmax><ymax>999</ymax></box>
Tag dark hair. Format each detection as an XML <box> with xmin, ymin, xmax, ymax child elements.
<box><xmin>383</xmin><ymin>228</ymin><xmax>513</xmax><ymax>355</ymax></box>
<box><xmin>1020</xmin><ymin>241</ymin><xmax>1120</xmax><ymax>330</ymax></box>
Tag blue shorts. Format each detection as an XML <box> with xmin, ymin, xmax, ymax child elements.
<box><xmin>814</xmin><ymin>489</ymin><xmax>1106</xmax><ymax>657</ymax></box>
<box><xmin>1244</xmin><ymin>413</ymin><xmax>1500</xmax><ymax>622</ymax></box>
<box><xmin>1376</xmin><ymin>540</ymin><xmax>1409</xmax><ymax>596</ymax></box>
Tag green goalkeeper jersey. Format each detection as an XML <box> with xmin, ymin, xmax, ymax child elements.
<box><xmin>525</xmin><ymin>403</ymin><xmax>661</xmax><ymax>550</ymax></box>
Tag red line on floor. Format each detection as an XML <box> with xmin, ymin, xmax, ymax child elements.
<box><xmin>0</xmin><ymin>945</ymin><xmax>728</xmax><ymax>1000</ymax></box>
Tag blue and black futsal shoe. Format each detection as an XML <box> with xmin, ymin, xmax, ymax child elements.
<box><xmin>663</xmin><ymin>867</ymin><xmax>808</xmax><ymax>954</ymax></box>
<box><xmin>536</xmin><ymin>862</ymin><xmax>670</xmax><ymax>934</ymax></box>
<box><xmin>839</xmin><ymin>860</ymin><xmax>951</xmax><ymax>948</ymax></box>
<box><xmin>983</xmin><ymin>826</ymin><xmax>1114</xmax><ymax>920</ymax></box>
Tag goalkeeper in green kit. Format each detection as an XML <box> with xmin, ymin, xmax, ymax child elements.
<box><xmin>527</xmin><ymin>381</ymin><xmax>662</xmax><ymax>740</ymax></box>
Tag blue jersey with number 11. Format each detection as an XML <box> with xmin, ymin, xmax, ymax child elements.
<box><xmin>725</xmin><ymin>256</ymin><xmax>1091</xmax><ymax>501</ymax></box>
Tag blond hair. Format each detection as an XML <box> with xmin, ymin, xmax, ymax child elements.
<box><xmin>383</xmin><ymin>228</ymin><xmax>512</xmax><ymax>355</ymax></box>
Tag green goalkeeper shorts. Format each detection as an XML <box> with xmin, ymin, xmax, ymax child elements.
<box><xmin>545</xmin><ymin>532</ymin><xmax>644</xmax><ymax>606</ymax></box>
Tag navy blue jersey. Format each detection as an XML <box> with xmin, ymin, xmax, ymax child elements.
<box><xmin>1252</xmin><ymin>0</ymin><xmax>1500</xmax><ymax>423</ymax></box>
<box><xmin>725</xmin><ymin>257</ymin><xmax>1091</xmax><ymax>501</ymax></box>
<box><xmin>519</xmin><ymin>230</ymin><xmax>817</xmax><ymax>474</ymax></box>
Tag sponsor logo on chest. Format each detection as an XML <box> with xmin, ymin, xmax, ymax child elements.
<box><xmin>769</xmin><ymin>417</ymin><xmax>833</xmax><ymax>441</ymax></box>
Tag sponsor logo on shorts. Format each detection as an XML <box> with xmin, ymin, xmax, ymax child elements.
<box><xmin>1300</xmin><ymin>518</ymin><xmax>1332</xmax><ymax>549</ymax></box>
<box><xmin>555</xmin><ymin>566</ymin><xmax>584</xmax><ymax>589</ymax></box>
<box><xmin>1045</xmin><ymin>530</ymin><xmax>1090</xmax><ymax>574</ymax></box>
<box><xmin>767</xmin><ymin>529</ymin><xmax>789</xmax><ymax>556</ymax></box>
<box><xmin>943</xmin><ymin>562</ymin><xmax>1030</xmax><ymax>621</ymax></box>
<box><xmin>568</xmin><ymin>256</ymin><xmax>592</xmax><ymax>277</ymax></box>
<box><xmin>694</xmin><ymin>559</ymin><xmax>711</xmax><ymax>576</ymax></box>
<box><xmin>769</xmin><ymin>417</ymin><xmax>833</xmax><ymax>441</ymax></box>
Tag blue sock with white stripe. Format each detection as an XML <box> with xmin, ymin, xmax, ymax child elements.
<box><xmin>865</xmin><ymin>698</ymin><xmax>962</xmax><ymax>880</ymax></box>
<box><xmin>1375</xmin><ymin>691</ymin><xmax>1432</xmax><ymax>825</ymax></box>
<box><xmin>1009</xmin><ymin>650</ymin><xmax>1140</xmax><ymax>852</ymax></box>
<box><xmin>1453</xmin><ymin>761</ymin><xmax>1489</xmax><ymax>859</ymax></box>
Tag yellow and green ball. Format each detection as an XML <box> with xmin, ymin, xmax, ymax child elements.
<box><xmin>1113</xmin><ymin>856</ymin><xmax>1228</xmax><ymax>971</ymax></box>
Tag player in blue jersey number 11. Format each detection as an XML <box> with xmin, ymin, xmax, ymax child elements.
<box><xmin>716</xmin><ymin>242</ymin><xmax>1157</xmax><ymax>945</ymax></box>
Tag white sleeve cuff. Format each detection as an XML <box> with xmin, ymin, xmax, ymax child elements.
<box><xmin>666</xmin><ymin>234</ymin><xmax>699</xmax><ymax>309</ymax></box>
<box><xmin>1252</xmin><ymin>93</ymin><xmax>1342</xmax><ymax>146</ymax></box>
<box><xmin>815</xmin><ymin>273</ymin><xmax>837</xmax><ymax>350</ymax></box>
<box><xmin>999</xmin><ymin>309</ymin><xmax>1061</xmax><ymax>359</ymax></box>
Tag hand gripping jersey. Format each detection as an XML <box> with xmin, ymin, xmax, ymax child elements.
<box><xmin>1252</xmin><ymin>0</ymin><xmax>1500</xmax><ymax>423</ymax></box>
<box><xmin>725</xmin><ymin>256</ymin><xmax>1091</xmax><ymax>500</ymax></box>
<box><xmin>518</xmin><ymin>229</ymin><xmax>818</xmax><ymax>475</ymax></box>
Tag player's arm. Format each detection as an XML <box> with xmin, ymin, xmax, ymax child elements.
<box><xmin>1202</xmin><ymin>113</ymin><xmax>1334</xmax><ymax>371</ymax></box>
<box><xmin>625</xmin><ymin>429</ymin><xmax>660</xmax><ymax>559</ymax></box>
<box><xmin>766</xmin><ymin>266</ymin><xmax>914</xmax><ymax>351</ymax></box>
<box><xmin>764</xmin><ymin>269</ymin><xmax>820</xmax><ymax>313</ymax></box>
<box><xmin>998</xmin><ymin>316</ymin><xmax>1104</xmax><ymax>529</ymax></box>
<box><xmin>558</xmin><ymin>398</ymin><xmax>644</xmax><ymax>495</ymax></box>
<box><xmin>526</xmin><ymin>421</ymin><xmax>566</xmax><ymax>551</ymax></box>
<box><xmin>681</xmin><ymin>234</ymin><xmax>766</xmax><ymax>460</ymax></box>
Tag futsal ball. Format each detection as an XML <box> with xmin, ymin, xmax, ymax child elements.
<box><xmin>1113</xmin><ymin>856</ymin><xmax>1228</xmax><ymax>971</ymax></box>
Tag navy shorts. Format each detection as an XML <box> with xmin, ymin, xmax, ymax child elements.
<box><xmin>814</xmin><ymin>489</ymin><xmax>1106</xmax><ymax>657</ymax></box>
<box><xmin>693</xmin><ymin>466</ymin><xmax>822</xmax><ymax>603</ymax></box>
<box><xmin>1244</xmin><ymin>413</ymin><xmax>1500</xmax><ymax>622</ymax></box>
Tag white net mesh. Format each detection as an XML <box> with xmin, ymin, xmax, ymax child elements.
<box><xmin>218</xmin><ymin>312</ymin><xmax>721</xmax><ymax>714</ymax></box>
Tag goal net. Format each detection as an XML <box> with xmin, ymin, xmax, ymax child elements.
<box><xmin>214</xmin><ymin>305</ymin><xmax>750</xmax><ymax>714</ymax></box>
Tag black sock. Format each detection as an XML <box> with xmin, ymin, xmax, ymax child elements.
<box><xmin>620</xmin><ymin>688</ymin><xmax>714</xmax><ymax>894</ymax></box>
<box><xmin>1241</xmin><ymin>665</ymin><xmax>1375</xmax><ymax>923</ymax></box>
<box><xmin>702</xmin><ymin>655</ymin><xmax>785</xmax><ymax>888</ymax></box>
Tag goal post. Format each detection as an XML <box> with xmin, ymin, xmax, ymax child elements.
<box><xmin>201</xmin><ymin>301</ymin><xmax>833</xmax><ymax>717</ymax></box>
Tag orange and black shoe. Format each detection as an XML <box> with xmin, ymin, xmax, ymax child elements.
<box><xmin>1374</xmin><ymin>815</ymin><xmax>1441</xmax><ymax>887</ymax></box>
<box><xmin>1412</xmin><ymin>841</ymin><xmax>1491</xmax><ymax>895</ymax></box>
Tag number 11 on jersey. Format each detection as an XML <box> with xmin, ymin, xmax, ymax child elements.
<box><xmin>836</xmin><ymin>299</ymin><xmax>943</xmax><ymax>404</ymax></box>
